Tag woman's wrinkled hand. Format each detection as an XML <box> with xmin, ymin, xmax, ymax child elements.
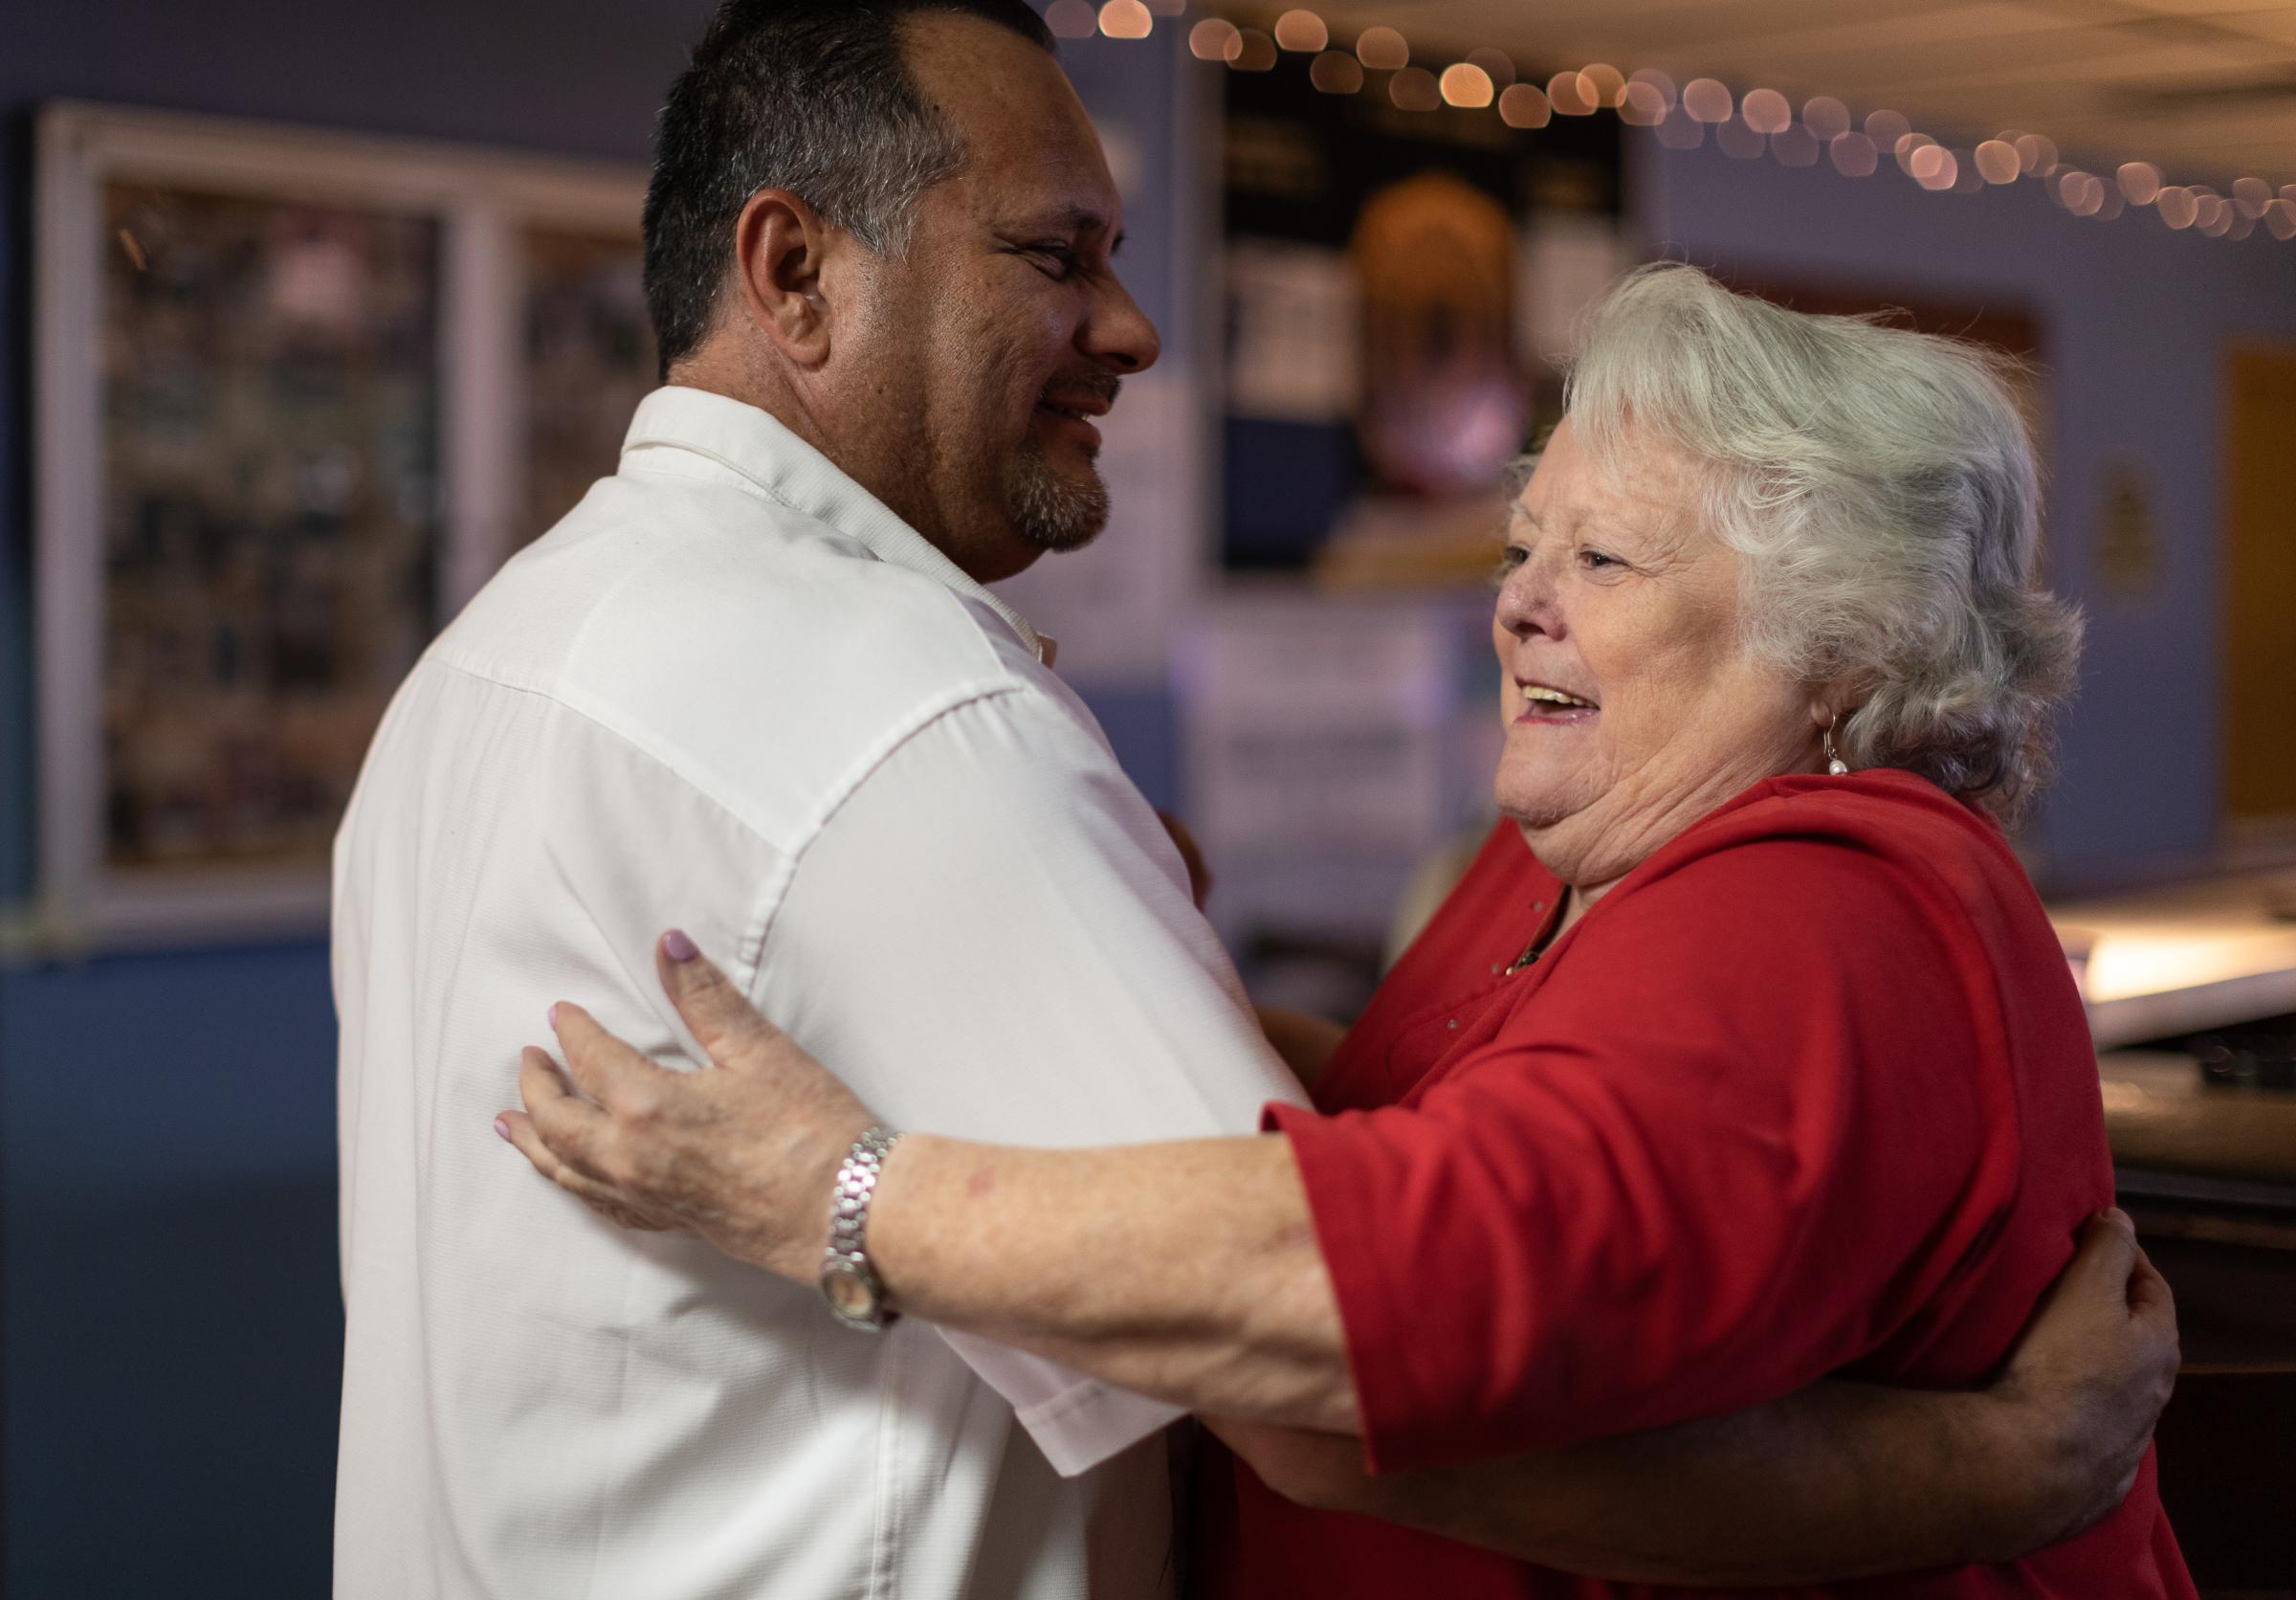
<box><xmin>495</xmin><ymin>931</ymin><xmax>879</xmax><ymax>1282</ymax></box>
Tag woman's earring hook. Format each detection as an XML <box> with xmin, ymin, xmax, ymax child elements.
<box><xmin>1824</xmin><ymin>714</ymin><xmax>1850</xmax><ymax>776</ymax></box>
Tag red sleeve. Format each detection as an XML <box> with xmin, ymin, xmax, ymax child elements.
<box><xmin>1273</xmin><ymin>834</ymin><xmax>2020</xmax><ymax>1473</ymax></box>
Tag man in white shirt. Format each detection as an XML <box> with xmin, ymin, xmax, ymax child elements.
<box><xmin>336</xmin><ymin>4</ymin><xmax>1327</xmax><ymax>1594</ymax></box>
<box><xmin>334</xmin><ymin>4</ymin><xmax>2171</xmax><ymax>1596</ymax></box>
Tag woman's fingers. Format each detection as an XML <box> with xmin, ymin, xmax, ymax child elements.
<box><xmin>547</xmin><ymin>1002</ymin><xmax>666</xmax><ymax>1114</ymax></box>
<box><xmin>519</xmin><ymin>1044</ymin><xmax>612</xmax><ymax>1160</ymax></box>
<box><xmin>500</xmin><ymin>1106</ymin><xmax>628</xmax><ymax>1209</ymax></box>
<box><xmin>654</xmin><ymin>928</ymin><xmax>786</xmax><ymax>1067</ymax></box>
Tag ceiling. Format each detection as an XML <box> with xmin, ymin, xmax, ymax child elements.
<box><xmin>1239</xmin><ymin>0</ymin><xmax>2296</xmax><ymax>185</ymax></box>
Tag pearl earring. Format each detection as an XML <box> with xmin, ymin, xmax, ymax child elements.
<box><xmin>1824</xmin><ymin>715</ymin><xmax>1850</xmax><ymax>776</ymax></box>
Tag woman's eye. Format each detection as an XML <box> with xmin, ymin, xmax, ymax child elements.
<box><xmin>1490</xmin><ymin>545</ymin><xmax>1529</xmax><ymax>589</ymax></box>
<box><xmin>1577</xmin><ymin>548</ymin><xmax>1620</xmax><ymax>571</ymax></box>
<box><xmin>1032</xmin><ymin>246</ymin><xmax>1078</xmax><ymax>278</ymax></box>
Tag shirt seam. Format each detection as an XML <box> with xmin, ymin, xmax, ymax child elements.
<box><xmin>422</xmin><ymin>647</ymin><xmax>1023</xmax><ymax>867</ymax></box>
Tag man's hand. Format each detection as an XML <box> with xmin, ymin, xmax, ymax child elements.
<box><xmin>497</xmin><ymin>932</ymin><xmax>878</xmax><ymax>1282</ymax></box>
<box><xmin>1209</xmin><ymin>1209</ymin><xmax>2178</xmax><ymax>1585</ymax></box>
<box><xmin>1992</xmin><ymin>1207</ymin><xmax>2179</xmax><ymax>1546</ymax></box>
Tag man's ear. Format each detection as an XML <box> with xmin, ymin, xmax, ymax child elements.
<box><xmin>731</xmin><ymin>188</ymin><xmax>835</xmax><ymax>367</ymax></box>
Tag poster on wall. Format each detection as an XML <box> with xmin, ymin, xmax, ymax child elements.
<box><xmin>33</xmin><ymin>103</ymin><xmax>647</xmax><ymax>948</ymax></box>
<box><xmin>96</xmin><ymin>183</ymin><xmax>444</xmax><ymax>885</ymax></box>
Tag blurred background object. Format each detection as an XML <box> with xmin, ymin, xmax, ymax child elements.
<box><xmin>5</xmin><ymin>1</ymin><xmax>2296</xmax><ymax>1593</ymax></box>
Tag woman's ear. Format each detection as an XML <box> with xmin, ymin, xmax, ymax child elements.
<box><xmin>731</xmin><ymin>189</ymin><xmax>835</xmax><ymax>367</ymax></box>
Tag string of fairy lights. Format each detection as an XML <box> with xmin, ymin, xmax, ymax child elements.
<box><xmin>1040</xmin><ymin>0</ymin><xmax>2296</xmax><ymax>243</ymax></box>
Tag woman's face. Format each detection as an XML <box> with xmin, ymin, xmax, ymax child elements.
<box><xmin>1491</xmin><ymin>417</ymin><xmax>1820</xmax><ymax>892</ymax></box>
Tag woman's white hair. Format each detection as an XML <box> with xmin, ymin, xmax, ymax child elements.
<box><xmin>1553</xmin><ymin>261</ymin><xmax>2081</xmax><ymax>817</ymax></box>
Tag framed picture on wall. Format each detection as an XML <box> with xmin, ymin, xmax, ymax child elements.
<box><xmin>33</xmin><ymin>102</ymin><xmax>650</xmax><ymax>949</ymax></box>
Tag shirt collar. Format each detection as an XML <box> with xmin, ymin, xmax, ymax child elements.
<box><xmin>618</xmin><ymin>385</ymin><xmax>1049</xmax><ymax>663</ymax></box>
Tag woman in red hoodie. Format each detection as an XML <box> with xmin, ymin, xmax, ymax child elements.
<box><xmin>507</xmin><ymin>264</ymin><xmax>2191</xmax><ymax>1596</ymax></box>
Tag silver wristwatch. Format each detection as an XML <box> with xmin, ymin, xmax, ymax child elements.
<box><xmin>819</xmin><ymin>1124</ymin><xmax>902</xmax><ymax>1331</ymax></box>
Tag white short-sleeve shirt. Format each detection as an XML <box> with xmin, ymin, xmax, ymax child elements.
<box><xmin>331</xmin><ymin>387</ymin><xmax>1304</xmax><ymax>1600</ymax></box>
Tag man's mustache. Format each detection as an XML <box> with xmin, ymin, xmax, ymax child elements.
<box><xmin>1042</xmin><ymin>370</ymin><xmax>1122</xmax><ymax>411</ymax></box>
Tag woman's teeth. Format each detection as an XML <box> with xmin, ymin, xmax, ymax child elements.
<box><xmin>1522</xmin><ymin>685</ymin><xmax>1594</xmax><ymax>709</ymax></box>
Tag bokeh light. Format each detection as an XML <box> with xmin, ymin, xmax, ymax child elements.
<box><xmin>1864</xmin><ymin>109</ymin><xmax>1910</xmax><ymax>148</ymax></box>
<box><xmin>2012</xmin><ymin>133</ymin><xmax>2057</xmax><ymax>175</ymax></box>
<box><xmin>1740</xmin><ymin>88</ymin><xmax>1791</xmax><ymax>135</ymax></box>
<box><xmin>1910</xmin><ymin>144</ymin><xmax>1954</xmax><ymax>189</ymax></box>
<box><xmin>1097</xmin><ymin>0</ymin><xmax>1153</xmax><ymax>40</ymax></box>
<box><xmin>1547</xmin><ymin>71</ymin><xmax>1596</xmax><ymax>116</ymax></box>
<box><xmin>1619</xmin><ymin>80</ymin><xmax>1667</xmax><ymax>126</ymax></box>
<box><xmin>1354</xmin><ymin>25</ymin><xmax>1408</xmax><ymax>70</ymax></box>
<box><xmin>1389</xmin><ymin>65</ymin><xmax>1441</xmax><ymax>111</ymax></box>
<box><xmin>1682</xmin><ymin>78</ymin><xmax>1733</xmax><ymax>123</ymax></box>
<box><xmin>2118</xmin><ymin>162</ymin><xmax>2162</xmax><ymax>206</ymax></box>
<box><xmin>1628</xmin><ymin>69</ymin><xmax>1678</xmax><ymax>111</ymax></box>
<box><xmin>1272</xmin><ymin>9</ymin><xmax>1327</xmax><ymax>52</ymax></box>
<box><xmin>1579</xmin><ymin>63</ymin><xmax>1626</xmax><ymax>107</ymax></box>
<box><xmin>1046</xmin><ymin>0</ymin><xmax>1096</xmax><ymax>40</ymax></box>
<box><xmin>1187</xmin><ymin>17</ymin><xmax>1239</xmax><ymax>59</ymax></box>
<box><xmin>1309</xmin><ymin>50</ymin><xmax>1363</xmax><ymax>93</ymax></box>
<box><xmin>1802</xmin><ymin>97</ymin><xmax>1850</xmax><ymax>140</ymax></box>
<box><xmin>1228</xmin><ymin>28</ymin><xmax>1277</xmax><ymax>70</ymax></box>
<box><xmin>1439</xmin><ymin>63</ymin><xmax>1494</xmax><ymax>108</ymax></box>
<box><xmin>1830</xmin><ymin>131</ymin><xmax>1879</xmax><ymax>177</ymax></box>
<box><xmin>1498</xmin><ymin>82</ymin><xmax>1552</xmax><ymax>129</ymax></box>
<box><xmin>1975</xmin><ymin>141</ymin><xmax>2020</xmax><ymax>185</ymax></box>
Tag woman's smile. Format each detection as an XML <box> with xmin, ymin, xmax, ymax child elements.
<box><xmin>1513</xmin><ymin>679</ymin><xmax>1600</xmax><ymax>725</ymax></box>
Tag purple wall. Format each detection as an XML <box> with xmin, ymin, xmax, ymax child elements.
<box><xmin>1633</xmin><ymin>133</ymin><xmax>2296</xmax><ymax>884</ymax></box>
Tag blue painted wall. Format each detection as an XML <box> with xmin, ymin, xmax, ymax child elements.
<box><xmin>1636</xmin><ymin>135</ymin><xmax>2296</xmax><ymax>882</ymax></box>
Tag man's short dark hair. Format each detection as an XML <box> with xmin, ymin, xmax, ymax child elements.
<box><xmin>643</xmin><ymin>0</ymin><xmax>1055</xmax><ymax>375</ymax></box>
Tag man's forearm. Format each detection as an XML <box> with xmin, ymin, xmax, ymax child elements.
<box><xmin>1226</xmin><ymin>1382</ymin><xmax>2060</xmax><ymax>1587</ymax></box>
<box><xmin>870</xmin><ymin>1131</ymin><xmax>1361</xmax><ymax>1432</ymax></box>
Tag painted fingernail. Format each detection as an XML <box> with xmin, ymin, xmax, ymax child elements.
<box><xmin>494</xmin><ymin>1117</ymin><xmax>511</xmax><ymax>1143</ymax></box>
<box><xmin>663</xmin><ymin>928</ymin><xmax>698</xmax><ymax>963</ymax></box>
<box><xmin>547</xmin><ymin>1002</ymin><xmax>560</xmax><ymax>1030</ymax></box>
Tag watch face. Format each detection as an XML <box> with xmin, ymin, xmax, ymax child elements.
<box><xmin>820</xmin><ymin>1260</ymin><xmax>881</xmax><ymax>1324</ymax></box>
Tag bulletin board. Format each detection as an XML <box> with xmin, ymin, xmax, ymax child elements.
<box><xmin>33</xmin><ymin>103</ymin><xmax>651</xmax><ymax>948</ymax></box>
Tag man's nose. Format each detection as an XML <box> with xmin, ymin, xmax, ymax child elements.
<box><xmin>1083</xmin><ymin>274</ymin><xmax>1160</xmax><ymax>374</ymax></box>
